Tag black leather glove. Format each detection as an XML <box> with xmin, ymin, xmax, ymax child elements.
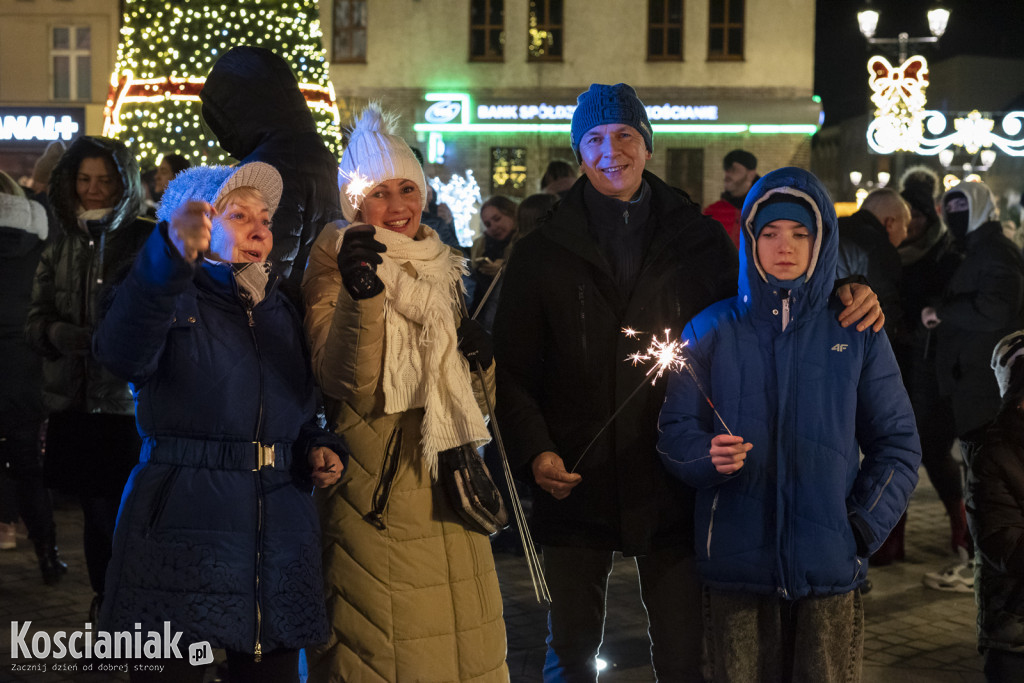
<box><xmin>457</xmin><ymin>318</ymin><xmax>493</xmax><ymax>369</ymax></box>
<box><xmin>47</xmin><ymin>322</ymin><xmax>92</xmax><ymax>355</ymax></box>
<box><xmin>337</xmin><ymin>225</ymin><xmax>387</xmax><ymax>300</ymax></box>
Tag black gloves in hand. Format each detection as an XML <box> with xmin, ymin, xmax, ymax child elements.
<box><xmin>47</xmin><ymin>322</ymin><xmax>92</xmax><ymax>355</ymax></box>
<box><xmin>338</xmin><ymin>225</ymin><xmax>387</xmax><ymax>300</ymax></box>
<box><xmin>457</xmin><ymin>318</ymin><xmax>493</xmax><ymax>369</ymax></box>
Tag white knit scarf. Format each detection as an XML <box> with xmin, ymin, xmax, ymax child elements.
<box><xmin>337</xmin><ymin>224</ymin><xmax>490</xmax><ymax>476</ymax></box>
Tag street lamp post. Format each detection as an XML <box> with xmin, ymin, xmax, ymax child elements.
<box><xmin>857</xmin><ymin>1</ymin><xmax>951</xmax><ymax>63</ymax></box>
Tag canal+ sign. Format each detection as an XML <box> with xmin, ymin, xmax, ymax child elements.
<box><xmin>1</xmin><ymin>107</ymin><xmax>83</xmax><ymax>144</ymax></box>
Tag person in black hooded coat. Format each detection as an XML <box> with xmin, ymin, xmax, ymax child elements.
<box><xmin>199</xmin><ymin>46</ymin><xmax>341</xmax><ymax>285</ymax></box>
<box><xmin>25</xmin><ymin>135</ymin><xmax>155</xmax><ymax>614</ymax></box>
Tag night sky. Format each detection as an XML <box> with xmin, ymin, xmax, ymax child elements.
<box><xmin>814</xmin><ymin>0</ymin><xmax>1024</xmax><ymax>127</ymax></box>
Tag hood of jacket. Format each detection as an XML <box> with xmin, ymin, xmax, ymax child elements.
<box><xmin>48</xmin><ymin>135</ymin><xmax>143</xmax><ymax>237</ymax></box>
<box><xmin>942</xmin><ymin>181</ymin><xmax>998</xmax><ymax>237</ymax></box>
<box><xmin>0</xmin><ymin>193</ymin><xmax>48</xmax><ymax>256</ymax></box>
<box><xmin>200</xmin><ymin>46</ymin><xmax>316</xmax><ymax>160</ymax></box>
<box><xmin>740</xmin><ymin>167</ymin><xmax>838</xmax><ymax>319</ymax></box>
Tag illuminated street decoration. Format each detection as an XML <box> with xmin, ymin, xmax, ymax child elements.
<box><xmin>429</xmin><ymin>171</ymin><xmax>482</xmax><ymax>247</ymax></box>
<box><xmin>865</xmin><ymin>55</ymin><xmax>930</xmax><ymax>154</ymax></box>
<box><xmin>866</xmin><ymin>55</ymin><xmax>1024</xmax><ymax>157</ymax></box>
<box><xmin>103</xmin><ymin>0</ymin><xmax>340</xmax><ymax>169</ymax></box>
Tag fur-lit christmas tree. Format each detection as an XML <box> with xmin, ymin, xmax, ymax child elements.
<box><xmin>103</xmin><ymin>0</ymin><xmax>340</xmax><ymax>169</ymax></box>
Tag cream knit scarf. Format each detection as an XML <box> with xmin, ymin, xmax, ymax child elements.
<box><xmin>338</xmin><ymin>225</ymin><xmax>490</xmax><ymax>476</ymax></box>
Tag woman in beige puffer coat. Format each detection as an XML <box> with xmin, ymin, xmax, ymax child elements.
<box><xmin>302</xmin><ymin>103</ymin><xmax>508</xmax><ymax>683</ymax></box>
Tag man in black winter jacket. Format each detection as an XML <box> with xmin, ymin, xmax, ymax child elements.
<box><xmin>200</xmin><ymin>46</ymin><xmax>341</xmax><ymax>285</ymax></box>
<box><xmin>923</xmin><ymin>181</ymin><xmax>1024</xmax><ymax>462</ymax></box>
<box><xmin>837</xmin><ymin>187</ymin><xmax>910</xmax><ymax>338</ymax></box>
<box><xmin>493</xmin><ymin>83</ymin><xmax>885</xmax><ymax>682</ymax></box>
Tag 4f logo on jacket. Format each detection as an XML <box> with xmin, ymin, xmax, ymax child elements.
<box><xmin>831</xmin><ymin>343</ymin><xmax>849</xmax><ymax>352</ymax></box>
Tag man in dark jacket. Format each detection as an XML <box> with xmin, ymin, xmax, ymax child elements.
<box><xmin>200</xmin><ymin>46</ymin><xmax>341</xmax><ymax>284</ymax></box>
<box><xmin>837</xmin><ymin>187</ymin><xmax>911</xmax><ymax>338</ymax></box>
<box><xmin>26</xmin><ymin>135</ymin><xmax>154</xmax><ymax>616</ymax></box>
<box><xmin>493</xmin><ymin>83</ymin><xmax>885</xmax><ymax>682</ymax></box>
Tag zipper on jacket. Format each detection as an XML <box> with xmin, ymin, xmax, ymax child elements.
<box><xmin>243</xmin><ymin>295</ymin><xmax>266</xmax><ymax>662</ymax></box>
<box><xmin>253</xmin><ymin>472</ymin><xmax>264</xmax><ymax>662</ymax></box>
<box><xmin>364</xmin><ymin>426</ymin><xmax>403</xmax><ymax>530</ymax></box>
<box><xmin>706</xmin><ymin>490</ymin><xmax>719</xmax><ymax>558</ymax></box>
<box><xmin>577</xmin><ymin>285</ymin><xmax>588</xmax><ymax>364</ymax></box>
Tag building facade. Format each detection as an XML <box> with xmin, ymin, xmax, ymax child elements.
<box><xmin>0</xmin><ymin>0</ymin><xmax>820</xmax><ymax>211</ymax></box>
<box><xmin>0</xmin><ymin>0</ymin><xmax>120</xmax><ymax>179</ymax></box>
<box><xmin>323</xmin><ymin>0</ymin><xmax>820</xmax><ymax>209</ymax></box>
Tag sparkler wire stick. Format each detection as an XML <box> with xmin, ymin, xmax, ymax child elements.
<box><xmin>470</xmin><ymin>261</ymin><xmax>507</xmax><ymax>321</ymax></box>
<box><xmin>458</xmin><ymin>293</ymin><xmax>551</xmax><ymax>604</ymax></box>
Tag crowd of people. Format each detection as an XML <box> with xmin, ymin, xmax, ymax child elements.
<box><xmin>3</xmin><ymin>46</ymin><xmax>1024</xmax><ymax>683</ymax></box>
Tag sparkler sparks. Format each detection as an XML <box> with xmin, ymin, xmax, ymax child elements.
<box><xmin>339</xmin><ymin>168</ymin><xmax>373</xmax><ymax>215</ymax></box>
<box><xmin>625</xmin><ymin>328</ymin><xmax>688</xmax><ymax>385</ymax></box>
<box><xmin>570</xmin><ymin>326</ymin><xmax>732</xmax><ymax>473</ymax></box>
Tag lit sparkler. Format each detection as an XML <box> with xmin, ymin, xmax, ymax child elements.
<box><xmin>569</xmin><ymin>327</ymin><xmax>732</xmax><ymax>473</ymax></box>
<box><xmin>339</xmin><ymin>167</ymin><xmax>373</xmax><ymax>216</ymax></box>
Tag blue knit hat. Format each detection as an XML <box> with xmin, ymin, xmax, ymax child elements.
<box><xmin>752</xmin><ymin>194</ymin><xmax>817</xmax><ymax>237</ymax></box>
<box><xmin>570</xmin><ymin>83</ymin><xmax>653</xmax><ymax>163</ymax></box>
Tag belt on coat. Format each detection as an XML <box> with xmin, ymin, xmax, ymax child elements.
<box><xmin>141</xmin><ymin>435</ymin><xmax>292</xmax><ymax>472</ymax></box>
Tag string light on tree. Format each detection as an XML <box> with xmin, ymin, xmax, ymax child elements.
<box><xmin>429</xmin><ymin>171</ymin><xmax>483</xmax><ymax>247</ymax></box>
<box><xmin>103</xmin><ymin>0</ymin><xmax>341</xmax><ymax>169</ymax></box>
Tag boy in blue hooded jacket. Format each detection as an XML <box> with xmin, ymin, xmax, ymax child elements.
<box><xmin>658</xmin><ymin>167</ymin><xmax>922</xmax><ymax>682</ymax></box>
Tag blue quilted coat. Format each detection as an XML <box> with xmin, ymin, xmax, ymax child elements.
<box><xmin>658</xmin><ymin>167</ymin><xmax>921</xmax><ymax>599</ymax></box>
<box><xmin>95</xmin><ymin>226</ymin><xmax>346</xmax><ymax>656</ymax></box>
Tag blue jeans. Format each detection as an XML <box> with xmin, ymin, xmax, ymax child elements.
<box><xmin>541</xmin><ymin>544</ymin><xmax>703</xmax><ymax>682</ymax></box>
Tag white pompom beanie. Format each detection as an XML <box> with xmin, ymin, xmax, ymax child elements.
<box><xmin>337</xmin><ymin>102</ymin><xmax>426</xmax><ymax>222</ymax></box>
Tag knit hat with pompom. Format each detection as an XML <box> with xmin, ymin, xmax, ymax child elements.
<box><xmin>156</xmin><ymin>161</ymin><xmax>282</xmax><ymax>223</ymax></box>
<box><xmin>337</xmin><ymin>102</ymin><xmax>426</xmax><ymax>222</ymax></box>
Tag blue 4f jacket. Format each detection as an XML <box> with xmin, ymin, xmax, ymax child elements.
<box><xmin>658</xmin><ymin>167</ymin><xmax>921</xmax><ymax>599</ymax></box>
<box><xmin>94</xmin><ymin>226</ymin><xmax>347</xmax><ymax>656</ymax></box>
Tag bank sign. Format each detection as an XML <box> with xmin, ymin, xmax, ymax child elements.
<box><xmin>415</xmin><ymin>92</ymin><xmax>817</xmax><ymax>136</ymax></box>
<box><xmin>0</xmin><ymin>107</ymin><xmax>84</xmax><ymax>145</ymax></box>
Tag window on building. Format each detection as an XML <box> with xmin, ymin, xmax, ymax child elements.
<box><xmin>52</xmin><ymin>26</ymin><xmax>91</xmax><ymax>101</ymax></box>
<box><xmin>666</xmin><ymin>148</ymin><xmax>705</xmax><ymax>205</ymax></box>
<box><xmin>470</xmin><ymin>0</ymin><xmax>504</xmax><ymax>62</ymax></box>
<box><xmin>333</xmin><ymin>0</ymin><xmax>367</xmax><ymax>63</ymax></box>
<box><xmin>527</xmin><ymin>0</ymin><xmax>563</xmax><ymax>61</ymax></box>
<box><xmin>649</xmin><ymin>0</ymin><xmax>684</xmax><ymax>61</ymax></box>
<box><xmin>708</xmin><ymin>0</ymin><xmax>743</xmax><ymax>61</ymax></box>
<box><xmin>491</xmin><ymin>147</ymin><xmax>527</xmax><ymax>197</ymax></box>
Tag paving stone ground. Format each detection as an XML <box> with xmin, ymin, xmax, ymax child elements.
<box><xmin>1</xmin><ymin>471</ymin><xmax>983</xmax><ymax>682</ymax></box>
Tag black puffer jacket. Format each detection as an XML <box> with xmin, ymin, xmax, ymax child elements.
<box><xmin>0</xmin><ymin>193</ymin><xmax>48</xmax><ymax>430</ymax></box>
<box><xmin>967</xmin><ymin>404</ymin><xmax>1024</xmax><ymax>654</ymax></box>
<box><xmin>25</xmin><ymin>136</ymin><xmax>154</xmax><ymax>414</ymax></box>
<box><xmin>200</xmin><ymin>46</ymin><xmax>341</xmax><ymax>284</ymax></box>
<box><xmin>837</xmin><ymin>209</ymin><xmax>903</xmax><ymax>337</ymax></box>
<box><xmin>935</xmin><ymin>221</ymin><xmax>1024</xmax><ymax>436</ymax></box>
<box><xmin>493</xmin><ymin>171</ymin><xmax>737</xmax><ymax>555</ymax></box>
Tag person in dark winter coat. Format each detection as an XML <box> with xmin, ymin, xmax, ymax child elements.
<box><xmin>837</xmin><ymin>187</ymin><xmax>911</xmax><ymax>337</ymax></box>
<box><xmin>25</xmin><ymin>135</ymin><xmax>154</xmax><ymax>614</ymax></box>
<box><xmin>94</xmin><ymin>162</ymin><xmax>346</xmax><ymax>683</ymax></box>
<box><xmin>897</xmin><ymin>168</ymin><xmax>973</xmax><ymax>588</ymax></box>
<box><xmin>0</xmin><ymin>171</ymin><xmax>65</xmax><ymax>584</ymax></box>
<box><xmin>493</xmin><ymin>83</ymin><xmax>885</xmax><ymax>683</ymax></box>
<box><xmin>966</xmin><ymin>330</ymin><xmax>1024</xmax><ymax>682</ymax></box>
<box><xmin>923</xmin><ymin>181</ymin><xmax>1024</xmax><ymax>463</ymax></box>
<box><xmin>200</xmin><ymin>46</ymin><xmax>341</xmax><ymax>284</ymax></box>
<box><xmin>658</xmin><ymin>167</ymin><xmax>921</xmax><ymax>682</ymax></box>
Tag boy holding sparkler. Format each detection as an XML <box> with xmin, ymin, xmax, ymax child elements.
<box><xmin>658</xmin><ymin>166</ymin><xmax>922</xmax><ymax>682</ymax></box>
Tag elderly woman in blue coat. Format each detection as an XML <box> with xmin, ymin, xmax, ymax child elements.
<box><xmin>94</xmin><ymin>162</ymin><xmax>347</xmax><ymax>683</ymax></box>
<box><xmin>658</xmin><ymin>167</ymin><xmax>922</xmax><ymax>682</ymax></box>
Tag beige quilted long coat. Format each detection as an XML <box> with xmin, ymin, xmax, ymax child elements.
<box><xmin>302</xmin><ymin>224</ymin><xmax>509</xmax><ymax>683</ymax></box>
